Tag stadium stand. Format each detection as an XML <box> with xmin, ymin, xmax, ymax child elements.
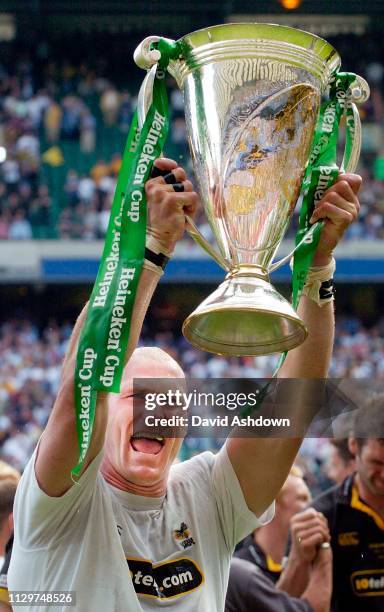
<box><xmin>0</xmin><ymin>28</ymin><xmax>383</xmax><ymax>241</ymax></box>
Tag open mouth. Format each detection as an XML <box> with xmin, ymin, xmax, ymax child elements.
<box><xmin>130</xmin><ymin>432</ymin><xmax>165</xmax><ymax>455</ymax></box>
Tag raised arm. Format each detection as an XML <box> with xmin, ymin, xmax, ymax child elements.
<box><xmin>35</xmin><ymin>158</ymin><xmax>198</xmax><ymax>496</ymax></box>
<box><xmin>227</xmin><ymin>173</ymin><xmax>362</xmax><ymax>516</ymax></box>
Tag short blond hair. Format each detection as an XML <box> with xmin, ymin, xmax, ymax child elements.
<box><xmin>0</xmin><ymin>460</ymin><xmax>20</xmax><ymax>483</ymax></box>
<box><xmin>289</xmin><ymin>465</ymin><xmax>304</xmax><ymax>479</ymax></box>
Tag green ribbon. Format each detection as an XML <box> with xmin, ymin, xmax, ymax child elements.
<box><xmin>72</xmin><ymin>39</ymin><xmax>180</xmax><ymax>478</ymax></box>
<box><xmin>291</xmin><ymin>72</ymin><xmax>356</xmax><ymax>309</ymax></box>
<box><xmin>241</xmin><ymin>71</ymin><xmax>358</xmax><ymax>415</ymax></box>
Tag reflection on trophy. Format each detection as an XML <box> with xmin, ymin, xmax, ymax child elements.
<box><xmin>135</xmin><ymin>24</ymin><xmax>369</xmax><ymax>357</ymax></box>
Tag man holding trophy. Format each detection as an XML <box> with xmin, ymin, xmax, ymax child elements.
<box><xmin>9</xmin><ymin>24</ymin><xmax>366</xmax><ymax>611</ymax></box>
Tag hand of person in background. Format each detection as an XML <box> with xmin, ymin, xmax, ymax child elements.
<box><xmin>302</xmin><ymin>544</ymin><xmax>333</xmax><ymax>612</ymax></box>
<box><xmin>145</xmin><ymin>157</ymin><xmax>199</xmax><ymax>254</ymax></box>
<box><xmin>290</xmin><ymin>508</ymin><xmax>331</xmax><ymax>563</ymax></box>
<box><xmin>276</xmin><ymin>508</ymin><xmax>331</xmax><ymax>598</ymax></box>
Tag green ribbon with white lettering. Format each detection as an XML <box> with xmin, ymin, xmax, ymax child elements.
<box><xmin>241</xmin><ymin>72</ymin><xmax>358</xmax><ymax>415</ymax></box>
<box><xmin>72</xmin><ymin>39</ymin><xmax>181</xmax><ymax>478</ymax></box>
<box><xmin>291</xmin><ymin>72</ymin><xmax>357</xmax><ymax>308</ymax></box>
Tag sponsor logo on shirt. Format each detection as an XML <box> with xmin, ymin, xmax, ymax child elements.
<box><xmin>338</xmin><ymin>531</ymin><xmax>359</xmax><ymax>546</ymax></box>
<box><xmin>126</xmin><ymin>557</ymin><xmax>204</xmax><ymax>599</ymax></box>
<box><xmin>173</xmin><ymin>522</ymin><xmax>196</xmax><ymax>549</ymax></box>
<box><xmin>351</xmin><ymin>569</ymin><xmax>384</xmax><ymax>596</ymax></box>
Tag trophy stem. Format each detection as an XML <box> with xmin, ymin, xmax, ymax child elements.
<box><xmin>182</xmin><ymin>269</ymin><xmax>307</xmax><ymax>357</ymax></box>
<box><xmin>226</xmin><ymin>264</ymin><xmax>268</xmax><ymax>281</ymax></box>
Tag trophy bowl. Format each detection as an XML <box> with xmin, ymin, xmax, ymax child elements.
<box><xmin>135</xmin><ymin>24</ymin><xmax>366</xmax><ymax>356</ymax></box>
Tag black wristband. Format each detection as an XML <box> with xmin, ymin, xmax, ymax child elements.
<box><xmin>144</xmin><ymin>247</ymin><xmax>170</xmax><ymax>270</ymax></box>
<box><xmin>319</xmin><ymin>279</ymin><xmax>335</xmax><ymax>300</ymax></box>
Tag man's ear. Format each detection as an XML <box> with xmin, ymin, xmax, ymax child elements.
<box><xmin>348</xmin><ymin>436</ymin><xmax>358</xmax><ymax>457</ymax></box>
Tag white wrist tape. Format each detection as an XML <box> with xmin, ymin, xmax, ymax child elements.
<box><xmin>142</xmin><ymin>259</ymin><xmax>164</xmax><ymax>277</ymax></box>
<box><xmin>290</xmin><ymin>257</ymin><xmax>336</xmax><ymax>307</ymax></box>
<box><xmin>146</xmin><ymin>233</ymin><xmax>173</xmax><ymax>257</ymax></box>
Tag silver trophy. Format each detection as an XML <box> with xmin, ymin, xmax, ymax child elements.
<box><xmin>135</xmin><ymin>24</ymin><xmax>369</xmax><ymax>356</ymax></box>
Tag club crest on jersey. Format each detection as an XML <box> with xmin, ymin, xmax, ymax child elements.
<box><xmin>173</xmin><ymin>522</ymin><xmax>195</xmax><ymax>549</ymax></box>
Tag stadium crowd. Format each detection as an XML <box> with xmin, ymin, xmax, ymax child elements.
<box><xmin>0</xmin><ymin>30</ymin><xmax>383</xmax><ymax>241</ymax></box>
<box><xmin>0</xmin><ymin>314</ymin><xmax>383</xmax><ymax>477</ymax></box>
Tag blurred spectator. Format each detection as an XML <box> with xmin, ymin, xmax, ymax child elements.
<box><xmin>44</xmin><ymin>100</ymin><xmax>62</xmax><ymax>143</ymax></box>
<box><xmin>312</xmin><ymin>396</ymin><xmax>384</xmax><ymax>611</ymax></box>
<box><xmin>235</xmin><ymin>467</ymin><xmax>314</xmax><ymax>582</ymax></box>
<box><xmin>0</xmin><ymin>213</ymin><xmax>9</xmax><ymax>239</ymax></box>
<box><xmin>15</xmin><ymin>129</ymin><xmax>39</xmax><ymax>165</ymax></box>
<box><xmin>91</xmin><ymin>159</ymin><xmax>110</xmax><ymax>187</ymax></box>
<box><xmin>118</xmin><ymin>91</ymin><xmax>133</xmax><ymax>133</ymax></box>
<box><xmin>0</xmin><ymin>460</ymin><xmax>19</xmax><ymax>612</ymax></box>
<box><xmin>8</xmin><ymin>210</ymin><xmax>32</xmax><ymax>239</ymax></box>
<box><xmin>325</xmin><ymin>439</ymin><xmax>355</xmax><ymax>485</ymax></box>
<box><xmin>60</xmin><ymin>95</ymin><xmax>82</xmax><ymax>140</ymax></box>
<box><xmin>226</xmin><ymin>551</ymin><xmax>332</xmax><ymax>612</ymax></box>
<box><xmin>100</xmin><ymin>87</ymin><xmax>120</xmax><ymax>125</ymax></box>
<box><xmin>79</xmin><ymin>108</ymin><xmax>96</xmax><ymax>154</ymax></box>
<box><xmin>0</xmin><ymin>462</ymin><xmax>19</xmax><ymax>568</ymax></box>
<box><xmin>64</xmin><ymin>170</ymin><xmax>79</xmax><ymax>207</ymax></box>
<box><xmin>78</xmin><ymin>174</ymin><xmax>95</xmax><ymax>204</ymax></box>
<box><xmin>0</xmin><ymin>538</ymin><xmax>12</xmax><ymax>611</ymax></box>
<box><xmin>228</xmin><ymin>466</ymin><xmax>332</xmax><ymax>611</ymax></box>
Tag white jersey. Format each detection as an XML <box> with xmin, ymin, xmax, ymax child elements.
<box><xmin>9</xmin><ymin>442</ymin><xmax>274</xmax><ymax>611</ymax></box>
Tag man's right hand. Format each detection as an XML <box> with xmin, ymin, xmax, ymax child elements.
<box><xmin>303</xmin><ymin>545</ymin><xmax>333</xmax><ymax>612</ymax></box>
<box><xmin>145</xmin><ymin>158</ymin><xmax>199</xmax><ymax>253</ymax></box>
<box><xmin>290</xmin><ymin>508</ymin><xmax>331</xmax><ymax>563</ymax></box>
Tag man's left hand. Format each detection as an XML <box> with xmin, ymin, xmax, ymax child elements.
<box><xmin>310</xmin><ymin>173</ymin><xmax>362</xmax><ymax>266</ymax></box>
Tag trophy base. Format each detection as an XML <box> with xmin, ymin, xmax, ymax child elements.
<box><xmin>182</xmin><ymin>271</ymin><xmax>307</xmax><ymax>356</ymax></box>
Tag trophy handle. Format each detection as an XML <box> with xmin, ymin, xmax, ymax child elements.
<box><xmin>184</xmin><ymin>215</ymin><xmax>231</xmax><ymax>272</ymax></box>
<box><xmin>268</xmin><ymin>224</ymin><xmax>320</xmax><ymax>273</ymax></box>
<box><xmin>134</xmin><ymin>36</ymin><xmax>163</xmax><ymax>69</ymax></box>
<box><xmin>269</xmin><ymin>76</ymin><xmax>369</xmax><ymax>274</ymax></box>
<box><xmin>340</xmin><ymin>74</ymin><xmax>370</xmax><ymax>173</ymax></box>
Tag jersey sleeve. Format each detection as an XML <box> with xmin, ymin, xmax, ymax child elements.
<box><xmin>246</xmin><ymin>567</ymin><xmax>313</xmax><ymax>611</ymax></box>
<box><xmin>226</xmin><ymin>558</ymin><xmax>313</xmax><ymax>612</ymax></box>
<box><xmin>13</xmin><ymin>438</ymin><xmax>104</xmax><ymax>549</ymax></box>
<box><xmin>212</xmin><ymin>443</ymin><xmax>275</xmax><ymax>552</ymax></box>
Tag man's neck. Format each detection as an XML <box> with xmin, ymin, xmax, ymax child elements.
<box><xmin>100</xmin><ymin>457</ymin><xmax>166</xmax><ymax>498</ymax></box>
<box><xmin>355</xmin><ymin>474</ymin><xmax>384</xmax><ymax>518</ymax></box>
<box><xmin>254</xmin><ymin>522</ymin><xmax>288</xmax><ymax>565</ymax></box>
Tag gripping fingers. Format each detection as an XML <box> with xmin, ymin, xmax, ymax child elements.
<box><xmin>317</xmin><ymin>190</ymin><xmax>358</xmax><ymax>218</ymax></box>
<box><xmin>311</xmin><ymin>202</ymin><xmax>355</xmax><ymax>225</ymax></box>
<box><xmin>332</xmin><ymin>179</ymin><xmax>360</xmax><ymax>205</ymax></box>
<box><xmin>147</xmin><ymin>167</ymin><xmax>187</xmax><ymax>189</ymax></box>
<box><xmin>296</xmin><ymin>525</ymin><xmax>330</xmax><ymax>542</ymax></box>
<box><xmin>146</xmin><ymin>180</ymin><xmax>194</xmax><ymax>201</ymax></box>
<box><xmin>336</xmin><ymin>173</ymin><xmax>362</xmax><ymax>195</ymax></box>
<box><xmin>293</xmin><ymin>516</ymin><xmax>329</xmax><ymax>534</ymax></box>
<box><xmin>151</xmin><ymin>158</ymin><xmax>178</xmax><ymax>175</ymax></box>
<box><xmin>300</xmin><ymin>532</ymin><xmax>328</xmax><ymax>548</ymax></box>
